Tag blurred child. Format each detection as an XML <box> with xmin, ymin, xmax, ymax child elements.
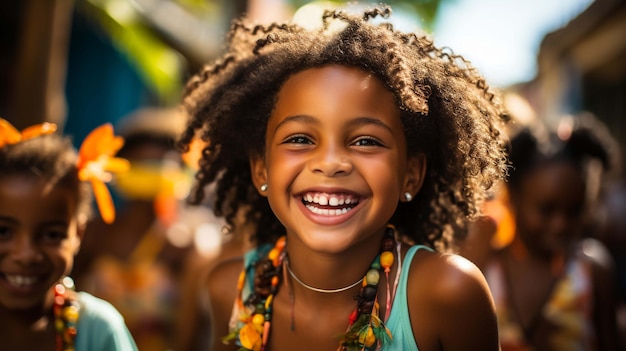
<box><xmin>0</xmin><ymin>118</ymin><xmax>137</xmax><ymax>350</ymax></box>
<box><xmin>72</xmin><ymin>107</ymin><xmax>212</xmax><ymax>351</ymax></box>
<box><xmin>178</xmin><ymin>4</ymin><xmax>509</xmax><ymax>351</ymax></box>
<box><xmin>483</xmin><ymin>120</ymin><xmax>621</xmax><ymax>350</ymax></box>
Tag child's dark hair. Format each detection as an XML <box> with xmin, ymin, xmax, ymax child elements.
<box><xmin>507</xmin><ymin>113</ymin><xmax>620</xmax><ymax>192</ymax></box>
<box><xmin>0</xmin><ymin>134</ymin><xmax>92</xmax><ymax>218</ymax></box>
<box><xmin>178</xmin><ymin>5</ymin><xmax>509</xmax><ymax>251</ymax></box>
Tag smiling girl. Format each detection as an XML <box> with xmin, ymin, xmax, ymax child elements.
<box><xmin>179</xmin><ymin>5</ymin><xmax>508</xmax><ymax>351</ymax></box>
<box><xmin>0</xmin><ymin>119</ymin><xmax>138</xmax><ymax>350</ymax></box>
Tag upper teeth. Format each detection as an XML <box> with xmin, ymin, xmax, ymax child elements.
<box><xmin>302</xmin><ymin>192</ymin><xmax>359</xmax><ymax>216</ymax></box>
<box><xmin>5</xmin><ymin>275</ymin><xmax>38</xmax><ymax>287</ymax></box>
<box><xmin>304</xmin><ymin>193</ymin><xmax>357</xmax><ymax>206</ymax></box>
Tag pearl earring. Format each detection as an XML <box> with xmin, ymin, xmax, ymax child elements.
<box><xmin>260</xmin><ymin>184</ymin><xmax>268</xmax><ymax>192</ymax></box>
<box><xmin>404</xmin><ymin>192</ymin><xmax>413</xmax><ymax>202</ymax></box>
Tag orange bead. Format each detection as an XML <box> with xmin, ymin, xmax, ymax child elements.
<box><xmin>380</xmin><ymin>251</ymin><xmax>394</xmax><ymax>270</ymax></box>
<box><xmin>268</xmin><ymin>248</ymin><xmax>279</xmax><ymax>261</ymax></box>
<box><xmin>275</xmin><ymin>236</ymin><xmax>286</xmax><ymax>250</ymax></box>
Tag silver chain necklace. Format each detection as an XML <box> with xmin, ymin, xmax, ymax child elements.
<box><xmin>285</xmin><ymin>258</ymin><xmax>364</xmax><ymax>293</ymax></box>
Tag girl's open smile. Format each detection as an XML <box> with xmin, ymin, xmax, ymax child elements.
<box><xmin>302</xmin><ymin>192</ymin><xmax>359</xmax><ymax>216</ymax></box>
<box><xmin>297</xmin><ymin>189</ymin><xmax>364</xmax><ymax>225</ymax></box>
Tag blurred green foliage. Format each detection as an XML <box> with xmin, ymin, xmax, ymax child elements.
<box><xmin>78</xmin><ymin>0</ymin><xmax>448</xmax><ymax>103</ymax></box>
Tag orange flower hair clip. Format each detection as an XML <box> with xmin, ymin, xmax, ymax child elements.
<box><xmin>77</xmin><ymin>123</ymin><xmax>130</xmax><ymax>224</ymax></box>
<box><xmin>0</xmin><ymin>117</ymin><xmax>57</xmax><ymax>147</ymax></box>
<box><xmin>1</xmin><ymin>118</ymin><xmax>129</xmax><ymax>224</ymax></box>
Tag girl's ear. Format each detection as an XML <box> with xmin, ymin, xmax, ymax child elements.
<box><xmin>249</xmin><ymin>153</ymin><xmax>268</xmax><ymax>196</ymax></box>
<box><xmin>401</xmin><ymin>153</ymin><xmax>427</xmax><ymax>202</ymax></box>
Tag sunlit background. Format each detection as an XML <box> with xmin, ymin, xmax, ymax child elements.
<box><xmin>1</xmin><ymin>2</ymin><xmax>625</xmax><ymax>348</ymax></box>
<box><xmin>0</xmin><ymin>0</ymin><xmax>624</xmax><ymax>154</ymax></box>
<box><xmin>434</xmin><ymin>0</ymin><xmax>594</xmax><ymax>87</ymax></box>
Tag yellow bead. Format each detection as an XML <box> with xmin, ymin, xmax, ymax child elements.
<box><xmin>268</xmin><ymin>248</ymin><xmax>279</xmax><ymax>261</ymax></box>
<box><xmin>251</xmin><ymin>313</ymin><xmax>265</xmax><ymax>334</ymax></box>
<box><xmin>63</xmin><ymin>306</ymin><xmax>79</xmax><ymax>322</ymax></box>
<box><xmin>380</xmin><ymin>251</ymin><xmax>394</xmax><ymax>269</ymax></box>
<box><xmin>55</xmin><ymin>319</ymin><xmax>64</xmax><ymax>331</ymax></box>
<box><xmin>358</xmin><ymin>326</ymin><xmax>376</xmax><ymax>347</ymax></box>
<box><xmin>252</xmin><ymin>313</ymin><xmax>265</xmax><ymax>326</ymax></box>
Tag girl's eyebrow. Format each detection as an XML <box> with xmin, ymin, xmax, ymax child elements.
<box><xmin>274</xmin><ymin>115</ymin><xmax>393</xmax><ymax>134</ymax></box>
<box><xmin>346</xmin><ymin>117</ymin><xmax>393</xmax><ymax>134</ymax></box>
<box><xmin>40</xmin><ymin>220</ymin><xmax>69</xmax><ymax>227</ymax></box>
<box><xmin>0</xmin><ymin>215</ymin><xmax>17</xmax><ymax>224</ymax></box>
<box><xmin>274</xmin><ymin>115</ymin><xmax>318</xmax><ymax>132</ymax></box>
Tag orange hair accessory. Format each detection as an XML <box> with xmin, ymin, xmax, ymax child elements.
<box><xmin>77</xmin><ymin>123</ymin><xmax>130</xmax><ymax>224</ymax></box>
<box><xmin>0</xmin><ymin>117</ymin><xmax>57</xmax><ymax>148</ymax></box>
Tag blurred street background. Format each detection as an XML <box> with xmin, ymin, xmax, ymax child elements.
<box><xmin>0</xmin><ymin>0</ymin><xmax>623</xmax><ymax>155</ymax></box>
<box><xmin>1</xmin><ymin>2</ymin><xmax>625</xmax><ymax>350</ymax></box>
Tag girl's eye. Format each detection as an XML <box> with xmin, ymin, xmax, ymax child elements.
<box><xmin>0</xmin><ymin>226</ymin><xmax>12</xmax><ymax>241</ymax></box>
<box><xmin>283</xmin><ymin>135</ymin><xmax>313</xmax><ymax>145</ymax></box>
<box><xmin>41</xmin><ymin>229</ymin><xmax>68</xmax><ymax>244</ymax></box>
<box><xmin>567</xmin><ymin>204</ymin><xmax>584</xmax><ymax>219</ymax></box>
<box><xmin>353</xmin><ymin>137</ymin><xmax>383</xmax><ymax>147</ymax></box>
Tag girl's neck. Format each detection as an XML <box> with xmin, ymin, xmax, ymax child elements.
<box><xmin>284</xmin><ymin>230</ymin><xmax>385</xmax><ymax>301</ymax></box>
<box><xmin>286</xmin><ymin>236</ymin><xmax>382</xmax><ymax>292</ymax></box>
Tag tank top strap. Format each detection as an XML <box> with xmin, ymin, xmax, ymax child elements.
<box><xmin>393</xmin><ymin>245</ymin><xmax>433</xmax><ymax>313</ymax></box>
<box><xmin>382</xmin><ymin>244</ymin><xmax>433</xmax><ymax>350</ymax></box>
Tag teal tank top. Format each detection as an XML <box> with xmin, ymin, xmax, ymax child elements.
<box><xmin>382</xmin><ymin>245</ymin><xmax>432</xmax><ymax>351</ymax></box>
<box><xmin>238</xmin><ymin>244</ymin><xmax>431</xmax><ymax>351</ymax></box>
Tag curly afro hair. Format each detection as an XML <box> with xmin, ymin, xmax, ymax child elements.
<box><xmin>178</xmin><ymin>5</ymin><xmax>509</xmax><ymax>252</ymax></box>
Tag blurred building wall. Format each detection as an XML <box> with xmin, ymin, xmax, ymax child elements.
<box><xmin>523</xmin><ymin>0</ymin><xmax>626</xmax><ymax>160</ymax></box>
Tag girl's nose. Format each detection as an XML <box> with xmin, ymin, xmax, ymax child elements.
<box><xmin>550</xmin><ymin>213</ymin><xmax>579</xmax><ymax>241</ymax></box>
<box><xmin>309</xmin><ymin>142</ymin><xmax>353</xmax><ymax>177</ymax></box>
<box><xmin>11</xmin><ymin>235</ymin><xmax>44</xmax><ymax>265</ymax></box>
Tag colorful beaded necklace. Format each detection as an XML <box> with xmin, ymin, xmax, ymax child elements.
<box><xmin>53</xmin><ymin>277</ymin><xmax>80</xmax><ymax>351</ymax></box>
<box><xmin>223</xmin><ymin>226</ymin><xmax>396</xmax><ymax>351</ymax></box>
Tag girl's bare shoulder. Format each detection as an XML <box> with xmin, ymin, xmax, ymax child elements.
<box><xmin>406</xmin><ymin>248</ymin><xmax>499</xmax><ymax>350</ymax></box>
<box><xmin>408</xmin><ymin>249</ymin><xmax>492</xmax><ymax>306</ymax></box>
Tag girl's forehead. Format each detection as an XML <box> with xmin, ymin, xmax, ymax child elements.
<box><xmin>520</xmin><ymin>162</ymin><xmax>586</xmax><ymax>197</ymax></box>
<box><xmin>0</xmin><ymin>175</ymin><xmax>78</xmax><ymax>215</ymax></box>
<box><xmin>270</xmin><ymin>65</ymin><xmax>401</xmax><ymax>126</ymax></box>
<box><xmin>275</xmin><ymin>66</ymin><xmax>394</xmax><ymax>108</ymax></box>
<box><xmin>281</xmin><ymin>65</ymin><xmax>379</xmax><ymax>89</ymax></box>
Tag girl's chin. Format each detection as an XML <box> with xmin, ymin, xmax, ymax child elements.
<box><xmin>290</xmin><ymin>229</ymin><xmax>371</xmax><ymax>255</ymax></box>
